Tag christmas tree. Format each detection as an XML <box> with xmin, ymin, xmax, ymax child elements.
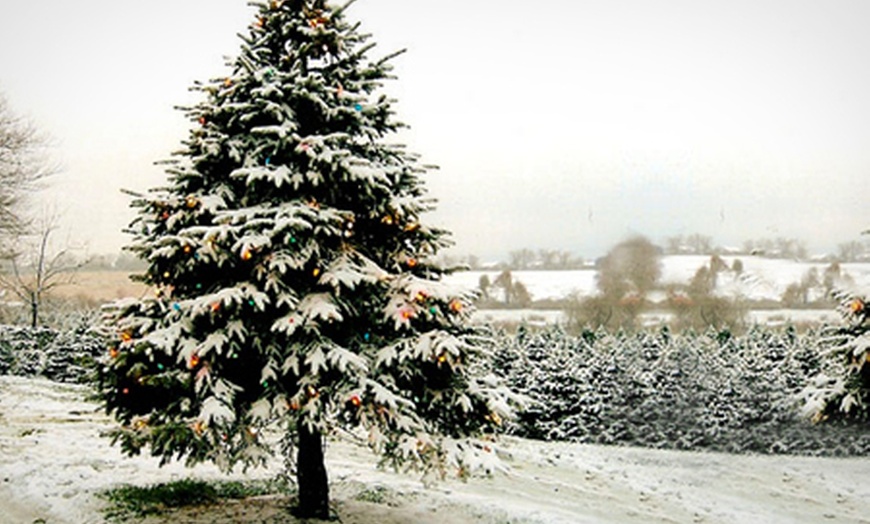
<box><xmin>96</xmin><ymin>1</ymin><xmax>513</xmax><ymax>518</ymax></box>
<box><xmin>802</xmin><ymin>290</ymin><xmax>870</xmax><ymax>423</ymax></box>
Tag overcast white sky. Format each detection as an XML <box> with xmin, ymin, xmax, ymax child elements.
<box><xmin>1</xmin><ymin>0</ymin><xmax>869</xmax><ymax>260</ymax></box>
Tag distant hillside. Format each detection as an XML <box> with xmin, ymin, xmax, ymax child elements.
<box><xmin>445</xmin><ymin>256</ymin><xmax>870</xmax><ymax>304</ymax></box>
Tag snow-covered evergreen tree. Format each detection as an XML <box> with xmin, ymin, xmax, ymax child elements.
<box><xmin>95</xmin><ymin>1</ymin><xmax>512</xmax><ymax>518</ymax></box>
<box><xmin>802</xmin><ymin>291</ymin><xmax>870</xmax><ymax>423</ymax></box>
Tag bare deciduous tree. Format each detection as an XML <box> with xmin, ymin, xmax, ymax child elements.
<box><xmin>0</xmin><ymin>213</ymin><xmax>86</xmax><ymax>327</ymax></box>
<box><xmin>596</xmin><ymin>235</ymin><xmax>662</xmax><ymax>300</ymax></box>
<box><xmin>0</xmin><ymin>94</ymin><xmax>54</xmax><ymax>249</ymax></box>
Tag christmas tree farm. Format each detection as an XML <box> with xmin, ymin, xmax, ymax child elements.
<box><xmin>96</xmin><ymin>1</ymin><xmax>513</xmax><ymax>518</ymax></box>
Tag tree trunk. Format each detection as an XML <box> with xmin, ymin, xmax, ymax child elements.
<box><xmin>30</xmin><ymin>293</ymin><xmax>38</xmax><ymax>328</ymax></box>
<box><xmin>294</xmin><ymin>420</ymin><xmax>330</xmax><ymax>519</ymax></box>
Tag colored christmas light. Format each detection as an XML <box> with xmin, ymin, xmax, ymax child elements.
<box><xmin>120</xmin><ymin>332</ymin><xmax>133</xmax><ymax>343</ymax></box>
<box><xmin>349</xmin><ymin>395</ymin><xmax>362</xmax><ymax>407</ymax></box>
<box><xmin>308</xmin><ymin>14</ymin><xmax>328</xmax><ymax>29</ymax></box>
<box><xmin>407</xmin><ymin>258</ymin><xmax>418</xmax><ymax>268</ymax></box>
<box><xmin>185</xmin><ymin>195</ymin><xmax>199</xmax><ymax>209</ymax></box>
<box><xmin>354</xmin><ymin>103</ymin><xmax>363</xmax><ymax>112</ymax></box>
<box><xmin>189</xmin><ymin>354</ymin><xmax>201</xmax><ymax>369</ymax></box>
<box><xmin>449</xmin><ymin>299</ymin><xmax>463</xmax><ymax>313</ymax></box>
<box><xmin>242</xmin><ymin>249</ymin><xmax>254</xmax><ymax>261</ymax></box>
<box><xmin>312</xmin><ymin>268</ymin><xmax>321</xmax><ymax>278</ymax></box>
<box><xmin>109</xmin><ymin>347</ymin><xmax>119</xmax><ymax>359</ymax></box>
<box><xmin>490</xmin><ymin>412</ymin><xmax>503</xmax><ymax>426</ymax></box>
<box><xmin>851</xmin><ymin>299</ymin><xmax>865</xmax><ymax>314</ymax></box>
<box><xmin>173</xmin><ymin>303</ymin><xmax>182</xmax><ymax>312</ymax></box>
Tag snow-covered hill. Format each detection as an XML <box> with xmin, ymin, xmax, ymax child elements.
<box><xmin>445</xmin><ymin>256</ymin><xmax>870</xmax><ymax>303</ymax></box>
<box><xmin>2</xmin><ymin>376</ymin><xmax>869</xmax><ymax>523</ymax></box>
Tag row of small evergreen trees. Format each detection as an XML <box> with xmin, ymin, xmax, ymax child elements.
<box><xmin>491</xmin><ymin>321</ymin><xmax>870</xmax><ymax>456</ymax></box>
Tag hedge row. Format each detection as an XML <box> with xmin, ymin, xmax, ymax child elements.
<box><xmin>490</xmin><ymin>326</ymin><xmax>870</xmax><ymax>457</ymax></box>
<box><xmin>0</xmin><ymin>325</ymin><xmax>103</xmax><ymax>384</ymax></box>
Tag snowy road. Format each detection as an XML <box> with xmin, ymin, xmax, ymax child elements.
<box><xmin>1</xmin><ymin>376</ymin><xmax>869</xmax><ymax>523</ymax></box>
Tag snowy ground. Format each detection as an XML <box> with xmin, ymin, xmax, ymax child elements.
<box><xmin>2</xmin><ymin>376</ymin><xmax>870</xmax><ymax>523</ymax></box>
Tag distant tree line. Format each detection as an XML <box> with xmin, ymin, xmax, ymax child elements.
<box><xmin>447</xmin><ymin>232</ymin><xmax>869</xmax><ymax>273</ymax></box>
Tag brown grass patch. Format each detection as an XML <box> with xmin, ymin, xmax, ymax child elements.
<box><xmin>11</xmin><ymin>271</ymin><xmax>150</xmax><ymax>304</ymax></box>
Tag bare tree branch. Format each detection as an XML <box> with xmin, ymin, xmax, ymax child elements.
<box><xmin>0</xmin><ymin>94</ymin><xmax>56</xmax><ymax>246</ymax></box>
<box><xmin>0</xmin><ymin>212</ymin><xmax>87</xmax><ymax>327</ymax></box>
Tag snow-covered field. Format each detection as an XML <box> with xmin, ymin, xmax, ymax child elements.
<box><xmin>3</xmin><ymin>376</ymin><xmax>870</xmax><ymax>523</ymax></box>
<box><xmin>470</xmin><ymin>308</ymin><xmax>842</xmax><ymax>327</ymax></box>
<box><xmin>446</xmin><ymin>256</ymin><xmax>870</xmax><ymax>328</ymax></box>
<box><xmin>445</xmin><ymin>256</ymin><xmax>870</xmax><ymax>303</ymax></box>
